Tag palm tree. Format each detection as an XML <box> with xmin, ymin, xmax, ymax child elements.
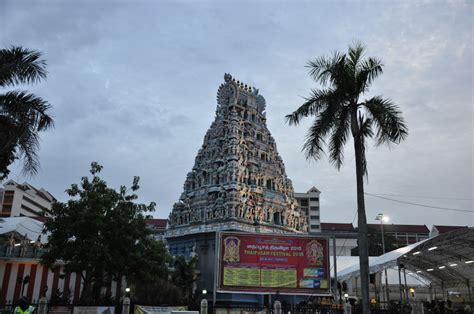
<box><xmin>286</xmin><ymin>42</ymin><xmax>407</xmax><ymax>312</ymax></box>
<box><xmin>0</xmin><ymin>46</ymin><xmax>53</xmax><ymax>180</ymax></box>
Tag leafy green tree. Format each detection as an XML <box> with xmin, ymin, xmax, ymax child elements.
<box><xmin>171</xmin><ymin>256</ymin><xmax>198</xmax><ymax>304</ymax></box>
<box><xmin>286</xmin><ymin>42</ymin><xmax>407</xmax><ymax>312</ymax></box>
<box><xmin>42</xmin><ymin>162</ymin><xmax>170</xmax><ymax>303</ymax></box>
<box><xmin>0</xmin><ymin>46</ymin><xmax>54</xmax><ymax>180</ymax></box>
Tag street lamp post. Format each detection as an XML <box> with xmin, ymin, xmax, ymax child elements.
<box><xmin>376</xmin><ymin>213</ymin><xmax>390</xmax><ymax>306</ymax></box>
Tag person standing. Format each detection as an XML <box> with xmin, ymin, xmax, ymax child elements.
<box><xmin>5</xmin><ymin>233</ymin><xmax>15</xmax><ymax>257</ymax></box>
<box><xmin>20</xmin><ymin>234</ymin><xmax>29</xmax><ymax>258</ymax></box>
<box><xmin>13</xmin><ymin>297</ymin><xmax>35</xmax><ymax>314</ymax></box>
<box><xmin>33</xmin><ymin>235</ymin><xmax>42</xmax><ymax>258</ymax></box>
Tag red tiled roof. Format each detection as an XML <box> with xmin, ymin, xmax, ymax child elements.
<box><xmin>434</xmin><ymin>225</ymin><xmax>468</xmax><ymax>234</ymax></box>
<box><xmin>28</xmin><ymin>184</ymin><xmax>55</xmax><ymax>203</ymax></box>
<box><xmin>367</xmin><ymin>224</ymin><xmax>429</xmax><ymax>233</ymax></box>
<box><xmin>321</xmin><ymin>223</ymin><xmax>355</xmax><ymax>232</ymax></box>
<box><xmin>145</xmin><ymin>219</ymin><xmax>167</xmax><ymax>229</ymax></box>
<box><xmin>4</xmin><ymin>180</ymin><xmax>55</xmax><ymax>203</ymax></box>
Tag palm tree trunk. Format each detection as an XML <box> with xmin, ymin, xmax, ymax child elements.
<box><xmin>351</xmin><ymin>110</ymin><xmax>370</xmax><ymax>313</ymax></box>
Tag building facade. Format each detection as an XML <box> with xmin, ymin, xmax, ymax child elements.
<box><xmin>0</xmin><ymin>217</ymin><xmax>125</xmax><ymax>303</ymax></box>
<box><xmin>320</xmin><ymin>223</ymin><xmax>358</xmax><ymax>257</ymax></box>
<box><xmin>430</xmin><ymin>225</ymin><xmax>468</xmax><ymax>237</ymax></box>
<box><xmin>145</xmin><ymin>218</ymin><xmax>168</xmax><ymax>241</ymax></box>
<box><xmin>366</xmin><ymin>223</ymin><xmax>430</xmax><ymax>245</ymax></box>
<box><xmin>0</xmin><ymin>180</ymin><xmax>56</xmax><ymax>218</ymax></box>
<box><xmin>295</xmin><ymin>187</ymin><xmax>321</xmax><ymax>233</ymax></box>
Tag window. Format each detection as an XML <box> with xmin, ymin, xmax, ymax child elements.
<box><xmin>1</xmin><ymin>204</ymin><xmax>12</xmax><ymax>214</ymax></box>
<box><xmin>310</xmin><ymin>215</ymin><xmax>319</xmax><ymax>220</ymax></box>
<box><xmin>3</xmin><ymin>195</ymin><xmax>14</xmax><ymax>203</ymax></box>
<box><xmin>310</xmin><ymin>206</ymin><xmax>319</xmax><ymax>211</ymax></box>
<box><xmin>266</xmin><ymin>179</ymin><xmax>273</xmax><ymax>190</ymax></box>
<box><xmin>310</xmin><ymin>224</ymin><xmax>320</xmax><ymax>229</ymax></box>
<box><xmin>300</xmin><ymin>199</ymin><xmax>308</xmax><ymax>206</ymax></box>
<box><xmin>309</xmin><ymin>197</ymin><xmax>319</xmax><ymax>201</ymax></box>
<box><xmin>21</xmin><ymin>204</ymin><xmax>41</xmax><ymax>216</ymax></box>
<box><xmin>273</xmin><ymin>212</ymin><xmax>282</xmax><ymax>225</ymax></box>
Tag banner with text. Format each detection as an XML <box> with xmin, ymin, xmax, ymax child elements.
<box><xmin>217</xmin><ymin>232</ymin><xmax>330</xmax><ymax>295</ymax></box>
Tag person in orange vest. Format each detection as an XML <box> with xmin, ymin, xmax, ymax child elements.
<box><xmin>13</xmin><ymin>297</ymin><xmax>35</xmax><ymax>314</ymax></box>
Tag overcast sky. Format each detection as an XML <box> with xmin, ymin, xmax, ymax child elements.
<box><xmin>1</xmin><ymin>0</ymin><xmax>472</xmax><ymax>228</ymax></box>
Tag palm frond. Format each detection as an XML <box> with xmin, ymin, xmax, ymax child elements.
<box><xmin>302</xmin><ymin>122</ymin><xmax>326</xmax><ymax>161</ymax></box>
<box><xmin>0</xmin><ymin>91</ymin><xmax>54</xmax><ymax>131</ymax></box>
<box><xmin>17</xmin><ymin>128</ymin><xmax>40</xmax><ymax>176</ymax></box>
<box><xmin>306</xmin><ymin>52</ymin><xmax>345</xmax><ymax>87</ymax></box>
<box><xmin>0</xmin><ymin>90</ymin><xmax>53</xmax><ymax>177</ymax></box>
<box><xmin>358</xmin><ymin>112</ymin><xmax>374</xmax><ymax>139</ymax></box>
<box><xmin>356</xmin><ymin>57</ymin><xmax>383</xmax><ymax>94</ymax></box>
<box><xmin>302</xmin><ymin>101</ymin><xmax>340</xmax><ymax>161</ymax></box>
<box><xmin>289</xmin><ymin>41</ymin><xmax>407</xmax><ymax>181</ymax></box>
<box><xmin>363</xmin><ymin>96</ymin><xmax>408</xmax><ymax>146</ymax></box>
<box><xmin>286</xmin><ymin>89</ymin><xmax>334</xmax><ymax>125</ymax></box>
<box><xmin>0</xmin><ymin>46</ymin><xmax>47</xmax><ymax>87</ymax></box>
<box><xmin>348</xmin><ymin>41</ymin><xmax>365</xmax><ymax>72</ymax></box>
<box><xmin>328</xmin><ymin>106</ymin><xmax>351</xmax><ymax>170</ymax></box>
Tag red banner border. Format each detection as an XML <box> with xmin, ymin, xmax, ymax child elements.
<box><xmin>216</xmin><ymin>231</ymin><xmax>332</xmax><ymax>296</ymax></box>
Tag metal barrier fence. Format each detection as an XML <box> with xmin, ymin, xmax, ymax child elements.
<box><xmin>209</xmin><ymin>303</ymin><xmax>344</xmax><ymax>314</ymax></box>
<box><xmin>0</xmin><ymin>244</ymin><xmax>46</xmax><ymax>259</ymax></box>
<box><xmin>0</xmin><ymin>300</ymin><xmax>120</xmax><ymax>314</ymax></box>
<box><xmin>3</xmin><ymin>299</ymin><xmax>472</xmax><ymax>314</ymax></box>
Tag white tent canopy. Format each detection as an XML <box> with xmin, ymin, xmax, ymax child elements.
<box><xmin>337</xmin><ymin>228</ymin><xmax>474</xmax><ymax>287</ymax></box>
<box><xmin>335</xmin><ymin>256</ymin><xmax>429</xmax><ymax>286</ymax></box>
<box><xmin>338</xmin><ymin>238</ymin><xmax>430</xmax><ymax>280</ymax></box>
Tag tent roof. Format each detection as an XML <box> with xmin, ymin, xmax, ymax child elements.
<box><xmin>338</xmin><ymin>228</ymin><xmax>474</xmax><ymax>286</ymax></box>
<box><xmin>333</xmin><ymin>256</ymin><xmax>429</xmax><ymax>286</ymax></box>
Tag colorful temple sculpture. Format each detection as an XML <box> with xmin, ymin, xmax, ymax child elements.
<box><xmin>167</xmin><ymin>74</ymin><xmax>307</xmax><ymax>236</ymax></box>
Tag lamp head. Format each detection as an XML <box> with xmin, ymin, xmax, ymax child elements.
<box><xmin>376</xmin><ymin>213</ymin><xmax>389</xmax><ymax>223</ymax></box>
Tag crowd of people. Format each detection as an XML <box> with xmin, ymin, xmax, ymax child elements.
<box><xmin>424</xmin><ymin>299</ymin><xmax>472</xmax><ymax>313</ymax></box>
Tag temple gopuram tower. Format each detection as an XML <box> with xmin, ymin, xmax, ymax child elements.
<box><xmin>165</xmin><ymin>74</ymin><xmax>308</xmax><ymax>303</ymax></box>
<box><xmin>167</xmin><ymin>74</ymin><xmax>308</xmax><ymax>237</ymax></box>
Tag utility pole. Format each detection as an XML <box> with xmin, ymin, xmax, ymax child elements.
<box><xmin>376</xmin><ymin>213</ymin><xmax>390</xmax><ymax>305</ymax></box>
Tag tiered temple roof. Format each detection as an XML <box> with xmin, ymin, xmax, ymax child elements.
<box><xmin>167</xmin><ymin>74</ymin><xmax>307</xmax><ymax>235</ymax></box>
